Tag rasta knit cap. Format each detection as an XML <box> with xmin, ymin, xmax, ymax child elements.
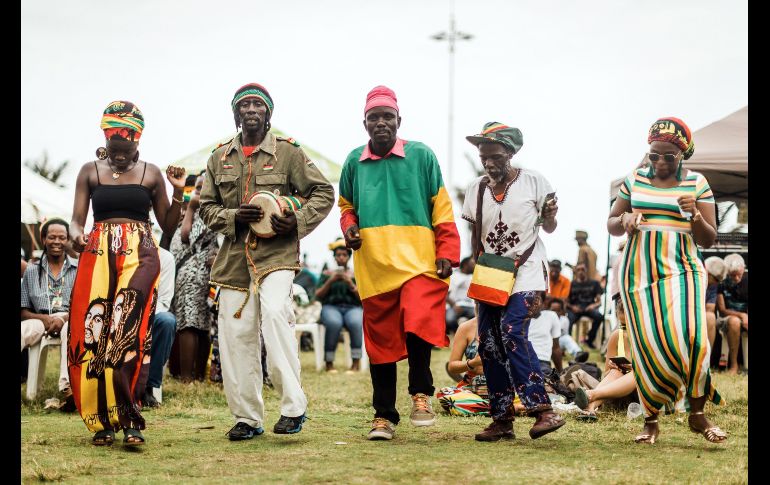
<box><xmin>648</xmin><ymin>117</ymin><xmax>695</xmax><ymax>160</ymax></box>
<box><xmin>232</xmin><ymin>83</ymin><xmax>274</xmax><ymax>115</ymax></box>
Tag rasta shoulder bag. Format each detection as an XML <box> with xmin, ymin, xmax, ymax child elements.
<box><xmin>467</xmin><ymin>177</ymin><xmax>537</xmax><ymax>307</ymax></box>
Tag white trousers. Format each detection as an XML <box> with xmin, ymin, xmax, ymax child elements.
<box><xmin>21</xmin><ymin>317</ymin><xmax>70</xmax><ymax>392</ymax></box>
<box><xmin>218</xmin><ymin>270</ymin><xmax>306</xmax><ymax>428</ymax></box>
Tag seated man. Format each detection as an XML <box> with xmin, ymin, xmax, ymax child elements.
<box><xmin>566</xmin><ymin>263</ymin><xmax>604</xmax><ymax>349</ymax></box>
<box><xmin>716</xmin><ymin>253</ymin><xmax>748</xmax><ymax>375</ymax></box>
<box><xmin>445</xmin><ymin>257</ymin><xmax>476</xmax><ymax>334</ymax></box>
<box><xmin>20</xmin><ymin>218</ymin><xmax>77</xmax><ymax>410</ymax></box>
<box><xmin>573</xmin><ymin>294</ymin><xmax>638</xmax><ymax>421</ymax></box>
<box><xmin>527</xmin><ymin>293</ymin><xmax>563</xmax><ymax>375</ymax></box>
<box><xmin>548</xmin><ymin>299</ymin><xmax>588</xmax><ymax>363</ymax></box>
<box><xmin>142</xmin><ymin>246</ymin><xmax>178</xmax><ymax>408</ymax></box>
<box><xmin>545</xmin><ymin>259</ymin><xmax>571</xmax><ymax>308</ymax></box>
<box><xmin>704</xmin><ymin>256</ymin><xmax>727</xmax><ymax>350</ymax></box>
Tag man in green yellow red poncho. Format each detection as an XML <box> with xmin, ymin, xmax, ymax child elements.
<box><xmin>338</xmin><ymin>85</ymin><xmax>460</xmax><ymax>441</ymax></box>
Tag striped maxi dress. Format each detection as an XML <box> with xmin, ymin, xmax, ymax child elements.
<box><xmin>617</xmin><ymin>168</ymin><xmax>722</xmax><ymax>417</ymax></box>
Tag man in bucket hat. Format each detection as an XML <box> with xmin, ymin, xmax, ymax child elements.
<box><xmin>461</xmin><ymin>121</ymin><xmax>566</xmax><ymax>442</ymax></box>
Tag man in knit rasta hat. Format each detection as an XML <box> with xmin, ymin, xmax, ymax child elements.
<box><xmin>199</xmin><ymin>83</ymin><xmax>334</xmax><ymax>440</ymax></box>
<box><xmin>338</xmin><ymin>85</ymin><xmax>460</xmax><ymax>440</ymax></box>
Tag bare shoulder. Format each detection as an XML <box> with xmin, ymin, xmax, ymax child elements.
<box><xmin>140</xmin><ymin>161</ymin><xmax>166</xmax><ymax>192</ymax></box>
<box><xmin>142</xmin><ymin>161</ymin><xmax>165</xmax><ymax>182</ymax></box>
<box><xmin>76</xmin><ymin>160</ymin><xmax>100</xmax><ymax>188</ymax></box>
<box><xmin>456</xmin><ymin>318</ymin><xmax>477</xmax><ymax>340</ymax></box>
<box><xmin>77</xmin><ymin>160</ymin><xmax>97</xmax><ymax>175</ymax></box>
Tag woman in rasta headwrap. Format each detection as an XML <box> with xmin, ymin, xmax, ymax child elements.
<box><xmin>607</xmin><ymin>117</ymin><xmax>726</xmax><ymax>445</ymax></box>
<box><xmin>68</xmin><ymin>100</ymin><xmax>186</xmax><ymax>446</ymax></box>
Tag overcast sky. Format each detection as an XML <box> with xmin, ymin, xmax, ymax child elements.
<box><xmin>21</xmin><ymin>0</ymin><xmax>747</xmax><ymax>275</ymax></box>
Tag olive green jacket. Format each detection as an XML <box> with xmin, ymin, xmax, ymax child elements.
<box><xmin>199</xmin><ymin>131</ymin><xmax>334</xmax><ymax>291</ymax></box>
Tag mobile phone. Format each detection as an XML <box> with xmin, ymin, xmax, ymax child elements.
<box><xmin>610</xmin><ymin>356</ymin><xmax>631</xmax><ymax>367</ymax></box>
<box><xmin>536</xmin><ymin>192</ymin><xmax>557</xmax><ymax>225</ymax></box>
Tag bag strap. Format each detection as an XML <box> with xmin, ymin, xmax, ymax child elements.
<box><xmin>472</xmin><ymin>176</ymin><xmax>490</xmax><ymax>262</ymax></box>
<box><xmin>515</xmin><ymin>240</ymin><xmax>537</xmax><ymax>268</ymax></box>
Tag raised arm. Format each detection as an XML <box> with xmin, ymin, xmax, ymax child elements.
<box><xmin>149</xmin><ymin>164</ymin><xmax>186</xmax><ymax>235</ymax></box>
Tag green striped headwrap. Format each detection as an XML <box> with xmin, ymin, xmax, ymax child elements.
<box><xmin>231</xmin><ymin>83</ymin><xmax>274</xmax><ymax>115</ymax></box>
<box><xmin>100</xmin><ymin>101</ymin><xmax>144</xmax><ymax>141</ymax></box>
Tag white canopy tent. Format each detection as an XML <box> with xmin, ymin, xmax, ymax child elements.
<box><xmin>21</xmin><ymin>164</ymin><xmax>76</xmax><ymax>224</ymax></box>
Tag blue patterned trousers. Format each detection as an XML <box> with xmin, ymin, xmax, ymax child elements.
<box><xmin>478</xmin><ymin>291</ymin><xmax>552</xmax><ymax>420</ymax></box>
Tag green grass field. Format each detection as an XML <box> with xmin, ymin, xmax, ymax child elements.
<box><xmin>21</xmin><ymin>346</ymin><xmax>748</xmax><ymax>484</ymax></box>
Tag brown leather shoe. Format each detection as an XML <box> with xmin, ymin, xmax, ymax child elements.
<box><xmin>474</xmin><ymin>420</ymin><xmax>515</xmax><ymax>442</ymax></box>
<box><xmin>529</xmin><ymin>410</ymin><xmax>565</xmax><ymax>439</ymax></box>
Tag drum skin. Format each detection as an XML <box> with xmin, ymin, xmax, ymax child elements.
<box><xmin>247</xmin><ymin>191</ymin><xmax>304</xmax><ymax>238</ymax></box>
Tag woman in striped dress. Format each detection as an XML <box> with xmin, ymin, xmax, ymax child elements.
<box><xmin>607</xmin><ymin>117</ymin><xmax>726</xmax><ymax>444</ymax></box>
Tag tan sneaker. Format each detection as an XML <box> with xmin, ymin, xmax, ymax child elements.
<box><xmin>410</xmin><ymin>393</ymin><xmax>436</xmax><ymax>427</ymax></box>
<box><xmin>367</xmin><ymin>418</ymin><xmax>396</xmax><ymax>440</ymax></box>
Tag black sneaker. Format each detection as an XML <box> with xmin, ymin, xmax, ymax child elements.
<box><xmin>142</xmin><ymin>389</ymin><xmax>160</xmax><ymax>409</ymax></box>
<box><xmin>226</xmin><ymin>422</ymin><xmax>264</xmax><ymax>441</ymax></box>
<box><xmin>574</xmin><ymin>351</ymin><xmax>590</xmax><ymax>363</ymax></box>
<box><xmin>273</xmin><ymin>414</ymin><xmax>307</xmax><ymax>434</ymax></box>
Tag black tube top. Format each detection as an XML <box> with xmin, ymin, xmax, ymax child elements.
<box><xmin>92</xmin><ymin>184</ymin><xmax>152</xmax><ymax>222</ymax></box>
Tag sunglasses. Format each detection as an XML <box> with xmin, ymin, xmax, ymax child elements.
<box><xmin>647</xmin><ymin>152</ymin><xmax>679</xmax><ymax>163</ymax></box>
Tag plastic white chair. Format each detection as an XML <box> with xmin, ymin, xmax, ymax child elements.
<box><xmin>295</xmin><ymin>322</ymin><xmax>369</xmax><ymax>371</ymax></box>
<box><xmin>318</xmin><ymin>324</ymin><xmax>369</xmax><ymax>371</ymax></box>
<box><xmin>26</xmin><ymin>335</ymin><xmax>61</xmax><ymax>400</ymax></box>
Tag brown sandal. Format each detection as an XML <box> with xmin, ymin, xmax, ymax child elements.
<box><xmin>634</xmin><ymin>419</ymin><xmax>659</xmax><ymax>444</ymax></box>
<box><xmin>688</xmin><ymin>412</ymin><xmax>727</xmax><ymax>443</ymax></box>
<box><xmin>529</xmin><ymin>411</ymin><xmax>565</xmax><ymax>439</ymax></box>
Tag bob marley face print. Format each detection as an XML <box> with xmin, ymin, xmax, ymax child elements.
<box><xmin>82</xmin><ymin>297</ymin><xmax>113</xmax><ymax>378</ymax></box>
<box><xmin>84</xmin><ymin>301</ymin><xmax>107</xmax><ymax>348</ymax></box>
<box><xmin>111</xmin><ymin>292</ymin><xmax>125</xmax><ymax>334</ymax></box>
<box><xmin>105</xmin><ymin>288</ymin><xmax>144</xmax><ymax>369</ymax></box>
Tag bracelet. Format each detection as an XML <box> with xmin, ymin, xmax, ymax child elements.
<box><xmin>691</xmin><ymin>210</ymin><xmax>702</xmax><ymax>222</ymax></box>
<box><xmin>172</xmin><ymin>196</ymin><xmax>183</xmax><ymax>204</ymax></box>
